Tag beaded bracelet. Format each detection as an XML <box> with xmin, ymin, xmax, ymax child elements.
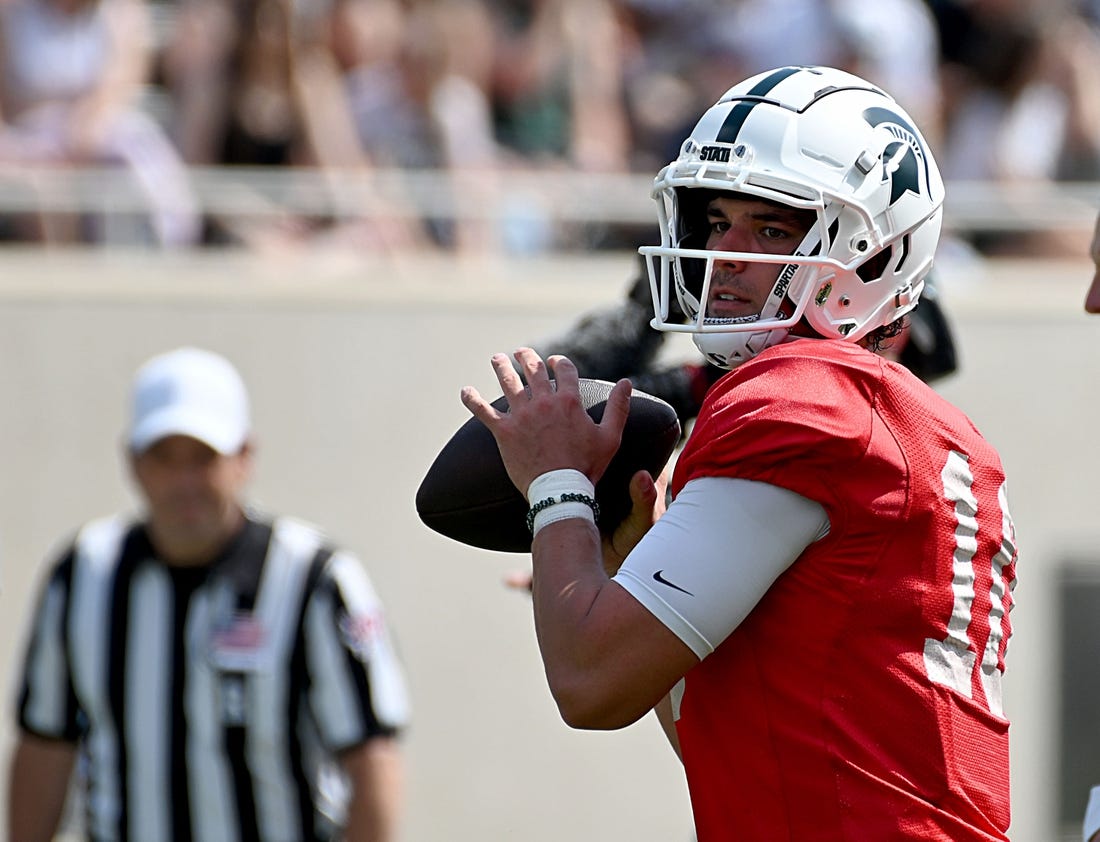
<box><xmin>526</xmin><ymin>492</ymin><xmax>600</xmax><ymax>534</ymax></box>
<box><xmin>525</xmin><ymin>469</ymin><xmax>599</xmax><ymax>537</ymax></box>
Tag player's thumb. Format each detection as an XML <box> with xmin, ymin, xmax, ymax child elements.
<box><xmin>620</xmin><ymin>471</ymin><xmax>661</xmax><ymax>543</ymax></box>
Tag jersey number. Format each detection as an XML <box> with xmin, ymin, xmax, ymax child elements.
<box><xmin>923</xmin><ymin>450</ymin><xmax>1016</xmax><ymax>717</ymax></box>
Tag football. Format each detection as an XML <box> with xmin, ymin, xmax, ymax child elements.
<box><xmin>416</xmin><ymin>379</ymin><xmax>681</xmax><ymax>552</ymax></box>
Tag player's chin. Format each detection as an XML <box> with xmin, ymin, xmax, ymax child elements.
<box><xmin>155</xmin><ymin>502</ymin><xmax>221</xmax><ymax>534</ymax></box>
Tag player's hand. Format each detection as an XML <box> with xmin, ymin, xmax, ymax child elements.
<box><xmin>461</xmin><ymin>348</ymin><xmax>631</xmax><ymax>495</ymax></box>
<box><xmin>602</xmin><ymin>468</ymin><xmax>668</xmax><ymax>576</ymax></box>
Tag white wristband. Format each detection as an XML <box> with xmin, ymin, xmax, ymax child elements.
<box><xmin>526</xmin><ymin>469</ymin><xmax>594</xmax><ymax>504</ymax></box>
<box><xmin>525</xmin><ymin>469</ymin><xmax>599</xmax><ymax>537</ymax></box>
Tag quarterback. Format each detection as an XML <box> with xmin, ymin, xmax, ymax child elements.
<box><xmin>463</xmin><ymin>66</ymin><xmax>1018</xmax><ymax>841</ymax></box>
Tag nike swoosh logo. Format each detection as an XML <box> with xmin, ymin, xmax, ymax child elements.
<box><xmin>653</xmin><ymin>570</ymin><xmax>694</xmax><ymax>596</ymax></box>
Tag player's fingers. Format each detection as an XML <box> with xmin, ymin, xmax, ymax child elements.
<box><xmin>628</xmin><ymin>468</ymin><xmax>658</xmax><ymax>512</ymax></box>
<box><xmin>547</xmin><ymin>354</ymin><xmax>579</xmax><ymax>394</ymax></box>
<box><xmin>604</xmin><ymin>470</ymin><xmax>660</xmax><ymax>569</ymax></box>
<box><xmin>460</xmin><ymin>385</ymin><xmax>503</xmax><ymax>425</ymax></box>
<box><xmin>513</xmin><ymin>347</ymin><xmax>553</xmax><ymax>393</ymax></box>
<box><xmin>599</xmin><ymin>378</ymin><xmax>633</xmax><ymax>438</ymax></box>
<box><xmin>623</xmin><ymin>470</ymin><xmax>663</xmax><ymax>538</ymax></box>
<box><xmin>490</xmin><ymin>353</ymin><xmax>526</xmax><ymax>402</ymax></box>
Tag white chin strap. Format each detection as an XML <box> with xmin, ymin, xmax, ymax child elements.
<box><xmin>693</xmin><ymin>324</ymin><xmax>791</xmax><ymax>369</ymax></box>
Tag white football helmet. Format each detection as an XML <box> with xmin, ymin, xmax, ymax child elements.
<box><xmin>640</xmin><ymin>65</ymin><xmax>945</xmax><ymax>369</ymax></box>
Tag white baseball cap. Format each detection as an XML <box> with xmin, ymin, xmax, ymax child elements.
<box><xmin>129</xmin><ymin>347</ymin><xmax>251</xmax><ymax>455</ymax></box>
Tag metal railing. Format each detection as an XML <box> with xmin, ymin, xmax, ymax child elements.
<box><xmin>0</xmin><ymin>165</ymin><xmax>1095</xmax><ymax>243</ymax></box>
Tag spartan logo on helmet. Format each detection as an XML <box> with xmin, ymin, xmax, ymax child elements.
<box><xmin>862</xmin><ymin>106</ymin><xmax>931</xmax><ymax>205</ymax></box>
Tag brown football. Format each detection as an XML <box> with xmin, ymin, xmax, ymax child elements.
<box><xmin>416</xmin><ymin>379</ymin><xmax>681</xmax><ymax>553</ymax></box>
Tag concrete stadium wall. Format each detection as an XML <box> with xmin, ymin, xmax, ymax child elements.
<box><xmin>0</xmin><ymin>247</ymin><xmax>1096</xmax><ymax>842</ymax></box>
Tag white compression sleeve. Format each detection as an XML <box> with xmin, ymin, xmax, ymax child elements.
<box><xmin>613</xmin><ymin>477</ymin><xmax>830</xmax><ymax>659</ymax></box>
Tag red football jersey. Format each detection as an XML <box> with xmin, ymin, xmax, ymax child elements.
<box><xmin>671</xmin><ymin>339</ymin><xmax>1017</xmax><ymax>841</ymax></box>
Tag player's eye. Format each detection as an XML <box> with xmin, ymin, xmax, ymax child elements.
<box><xmin>707</xmin><ymin>217</ymin><xmax>729</xmax><ymax>236</ymax></box>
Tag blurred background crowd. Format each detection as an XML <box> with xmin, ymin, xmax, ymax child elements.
<box><xmin>0</xmin><ymin>0</ymin><xmax>1097</xmax><ymax>257</ymax></box>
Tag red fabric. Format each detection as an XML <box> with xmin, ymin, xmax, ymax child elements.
<box><xmin>671</xmin><ymin>340</ymin><xmax>1016</xmax><ymax>842</ymax></box>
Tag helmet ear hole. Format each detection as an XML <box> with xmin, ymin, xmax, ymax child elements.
<box><xmin>856</xmin><ymin>246</ymin><xmax>893</xmax><ymax>284</ymax></box>
<box><xmin>855</xmin><ymin>233</ymin><xmax>913</xmax><ymax>283</ymax></box>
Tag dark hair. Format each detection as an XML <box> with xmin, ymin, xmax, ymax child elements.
<box><xmin>864</xmin><ymin>316</ymin><xmax>906</xmax><ymax>352</ymax></box>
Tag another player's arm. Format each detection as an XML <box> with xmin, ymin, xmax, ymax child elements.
<box><xmin>305</xmin><ymin>552</ymin><xmax>410</xmax><ymax>842</ymax></box>
<box><xmin>341</xmin><ymin>737</ymin><xmax>403</xmax><ymax>842</ymax></box>
<box><xmin>10</xmin><ymin>555</ymin><xmax>83</xmax><ymax>842</ymax></box>
<box><xmin>7</xmin><ymin>733</ymin><xmax>78</xmax><ymax>842</ymax></box>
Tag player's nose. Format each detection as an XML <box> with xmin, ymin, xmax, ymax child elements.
<box><xmin>710</xmin><ymin>226</ymin><xmax>753</xmax><ymax>270</ymax></box>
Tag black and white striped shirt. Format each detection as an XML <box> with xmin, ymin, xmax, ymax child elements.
<box><xmin>17</xmin><ymin>513</ymin><xmax>410</xmax><ymax>842</ymax></box>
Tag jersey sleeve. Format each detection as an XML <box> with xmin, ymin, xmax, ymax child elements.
<box><xmin>302</xmin><ymin>551</ymin><xmax>410</xmax><ymax>752</ymax></box>
<box><xmin>16</xmin><ymin>550</ymin><xmax>84</xmax><ymax>742</ymax></box>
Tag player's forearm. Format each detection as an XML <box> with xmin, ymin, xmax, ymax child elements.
<box><xmin>341</xmin><ymin>738</ymin><xmax>403</xmax><ymax>842</ymax></box>
<box><xmin>7</xmin><ymin>736</ymin><xmax>77</xmax><ymax>842</ymax></box>
<box><xmin>531</xmin><ymin>521</ymin><xmax>670</xmax><ymax>730</ymax></box>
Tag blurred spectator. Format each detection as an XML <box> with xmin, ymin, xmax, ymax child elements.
<box><xmin>163</xmin><ymin>0</ymin><xmax>320</xmax><ymax>170</ymax></box>
<box><xmin>29</xmin><ymin>0</ymin><xmax>1087</xmax><ymax>257</ymax></box>
<box><xmin>162</xmin><ymin>0</ymin><xmax>341</xmax><ymax>246</ymax></box>
<box><xmin>328</xmin><ymin>0</ymin><xmax>502</xmax><ymax>253</ymax></box>
<box><xmin>929</xmin><ymin>0</ymin><xmax>1100</xmax><ymax>254</ymax></box>
<box><xmin>615</xmin><ymin>0</ymin><xmax>941</xmax><ymax>169</ymax></box>
<box><xmin>830</xmin><ymin>0</ymin><xmax>944</xmax><ymax>145</ymax></box>
<box><xmin>489</xmin><ymin>0</ymin><xmax>630</xmax><ymax>172</ymax></box>
<box><xmin>163</xmin><ymin>0</ymin><xmax>493</xmax><ymax>253</ymax></box>
<box><xmin>0</xmin><ymin>0</ymin><xmax>200</xmax><ymax>247</ymax></box>
<box><xmin>481</xmin><ymin>0</ymin><xmax>634</xmax><ymax>251</ymax></box>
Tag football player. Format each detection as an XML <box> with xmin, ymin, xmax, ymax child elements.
<box><xmin>464</xmin><ymin>65</ymin><xmax>1018</xmax><ymax>841</ymax></box>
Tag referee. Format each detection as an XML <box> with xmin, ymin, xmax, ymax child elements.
<box><xmin>8</xmin><ymin>347</ymin><xmax>410</xmax><ymax>842</ymax></box>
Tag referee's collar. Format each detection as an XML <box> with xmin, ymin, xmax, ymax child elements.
<box><xmin>208</xmin><ymin>516</ymin><xmax>272</xmax><ymax>599</ymax></box>
<box><xmin>133</xmin><ymin>514</ymin><xmax>272</xmax><ymax>597</ymax></box>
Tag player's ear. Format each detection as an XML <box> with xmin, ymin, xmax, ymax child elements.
<box><xmin>235</xmin><ymin>438</ymin><xmax>256</xmax><ymax>481</ymax></box>
<box><xmin>123</xmin><ymin>436</ymin><xmax>142</xmax><ymax>479</ymax></box>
